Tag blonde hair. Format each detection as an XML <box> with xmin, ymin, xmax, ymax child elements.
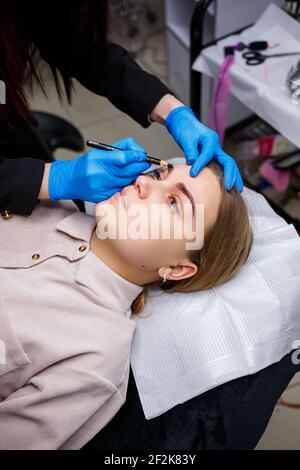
<box><xmin>131</xmin><ymin>161</ymin><xmax>253</xmax><ymax>315</ymax></box>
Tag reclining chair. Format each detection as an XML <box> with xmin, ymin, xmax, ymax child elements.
<box><xmin>33</xmin><ymin>111</ymin><xmax>300</xmax><ymax>450</ymax></box>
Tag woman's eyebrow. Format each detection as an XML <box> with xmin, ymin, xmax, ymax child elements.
<box><xmin>143</xmin><ymin>164</ymin><xmax>174</xmax><ymax>178</ymax></box>
<box><xmin>175</xmin><ymin>182</ymin><xmax>195</xmax><ymax>217</ymax></box>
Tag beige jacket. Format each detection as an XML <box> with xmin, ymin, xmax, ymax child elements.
<box><xmin>0</xmin><ymin>200</ymin><xmax>143</xmax><ymax>450</ymax></box>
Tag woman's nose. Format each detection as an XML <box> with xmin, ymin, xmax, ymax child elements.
<box><xmin>134</xmin><ymin>174</ymin><xmax>153</xmax><ymax>199</ymax></box>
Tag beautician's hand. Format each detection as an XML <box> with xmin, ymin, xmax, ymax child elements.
<box><xmin>166</xmin><ymin>105</ymin><xmax>243</xmax><ymax>192</ymax></box>
<box><xmin>48</xmin><ymin>137</ymin><xmax>151</xmax><ymax>202</ymax></box>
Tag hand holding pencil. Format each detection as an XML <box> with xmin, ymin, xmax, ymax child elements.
<box><xmin>86</xmin><ymin>139</ymin><xmax>171</xmax><ymax>168</ymax></box>
<box><xmin>48</xmin><ymin>136</ymin><xmax>152</xmax><ymax>203</ymax></box>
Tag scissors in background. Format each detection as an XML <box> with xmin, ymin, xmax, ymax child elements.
<box><xmin>242</xmin><ymin>51</ymin><xmax>300</xmax><ymax>66</ymax></box>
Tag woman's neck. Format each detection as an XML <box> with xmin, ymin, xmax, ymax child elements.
<box><xmin>89</xmin><ymin>229</ymin><xmax>159</xmax><ymax>287</ymax></box>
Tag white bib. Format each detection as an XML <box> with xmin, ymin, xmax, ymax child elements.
<box><xmin>130</xmin><ymin>176</ymin><xmax>300</xmax><ymax>419</ymax></box>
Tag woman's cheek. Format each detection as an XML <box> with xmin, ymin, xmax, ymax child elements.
<box><xmin>119</xmin><ymin>238</ymin><xmax>165</xmax><ymax>270</ymax></box>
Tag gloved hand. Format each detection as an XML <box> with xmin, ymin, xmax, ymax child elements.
<box><xmin>48</xmin><ymin>137</ymin><xmax>151</xmax><ymax>203</ymax></box>
<box><xmin>166</xmin><ymin>105</ymin><xmax>243</xmax><ymax>192</ymax></box>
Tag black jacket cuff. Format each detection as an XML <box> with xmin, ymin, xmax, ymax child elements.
<box><xmin>0</xmin><ymin>157</ymin><xmax>45</xmax><ymax>216</ymax></box>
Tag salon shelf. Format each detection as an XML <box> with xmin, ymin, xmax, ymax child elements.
<box><xmin>189</xmin><ymin>0</ymin><xmax>300</xmax><ymax>230</ymax></box>
<box><xmin>224</xmin><ymin>115</ymin><xmax>300</xmax><ymax>232</ymax></box>
<box><xmin>165</xmin><ymin>0</ymin><xmax>283</xmax><ymax>119</ymax></box>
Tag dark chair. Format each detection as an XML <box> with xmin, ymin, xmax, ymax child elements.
<box><xmin>32</xmin><ymin>111</ymin><xmax>85</xmax><ymax>154</ymax></box>
<box><xmin>83</xmin><ymin>351</ymin><xmax>300</xmax><ymax>450</ymax></box>
<box><xmin>32</xmin><ymin>111</ymin><xmax>85</xmax><ymax>212</ymax></box>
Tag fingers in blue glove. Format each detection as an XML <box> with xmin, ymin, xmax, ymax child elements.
<box><xmin>183</xmin><ymin>142</ymin><xmax>199</xmax><ymax>163</ymax></box>
<box><xmin>226</xmin><ymin>165</ymin><xmax>243</xmax><ymax>192</ymax></box>
<box><xmin>108</xmin><ymin>149</ymin><xmax>148</xmax><ymax>166</ymax></box>
<box><xmin>112</xmin><ymin>136</ymin><xmax>147</xmax><ymax>154</ymax></box>
<box><xmin>110</xmin><ymin>161</ymin><xmax>151</xmax><ymax>177</ymax></box>
<box><xmin>101</xmin><ymin>188</ymin><xmax>122</xmax><ymax>201</ymax></box>
<box><xmin>216</xmin><ymin>150</ymin><xmax>243</xmax><ymax>192</ymax></box>
<box><xmin>234</xmin><ymin>169</ymin><xmax>244</xmax><ymax>192</ymax></box>
<box><xmin>189</xmin><ymin>134</ymin><xmax>219</xmax><ymax>177</ymax></box>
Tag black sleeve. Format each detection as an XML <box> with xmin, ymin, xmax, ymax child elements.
<box><xmin>0</xmin><ymin>157</ymin><xmax>45</xmax><ymax>215</ymax></box>
<box><xmin>32</xmin><ymin>25</ymin><xmax>172</xmax><ymax>128</ymax></box>
<box><xmin>69</xmin><ymin>43</ymin><xmax>172</xmax><ymax>128</ymax></box>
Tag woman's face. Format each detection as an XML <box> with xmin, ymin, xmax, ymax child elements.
<box><xmin>95</xmin><ymin>163</ymin><xmax>221</xmax><ymax>272</ymax></box>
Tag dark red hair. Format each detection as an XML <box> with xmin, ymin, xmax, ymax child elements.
<box><xmin>0</xmin><ymin>0</ymin><xmax>109</xmax><ymax>125</ymax></box>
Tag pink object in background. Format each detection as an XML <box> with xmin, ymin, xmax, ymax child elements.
<box><xmin>259</xmin><ymin>159</ymin><xmax>291</xmax><ymax>192</ymax></box>
<box><xmin>208</xmin><ymin>55</ymin><xmax>235</xmax><ymax>145</ymax></box>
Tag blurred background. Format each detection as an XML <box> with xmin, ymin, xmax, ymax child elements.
<box><xmin>27</xmin><ymin>0</ymin><xmax>183</xmax><ymax>163</ymax></box>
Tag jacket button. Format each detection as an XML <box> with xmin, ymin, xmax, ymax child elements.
<box><xmin>32</xmin><ymin>253</ymin><xmax>40</xmax><ymax>261</ymax></box>
<box><xmin>79</xmin><ymin>245</ymin><xmax>87</xmax><ymax>252</ymax></box>
<box><xmin>1</xmin><ymin>210</ymin><xmax>12</xmax><ymax>220</ymax></box>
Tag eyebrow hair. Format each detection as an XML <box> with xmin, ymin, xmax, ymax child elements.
<box><xmin>143</xmin><ymin>164</ymin><xmax>174</xmax><ymax>178</ymax></box>
<box><xmin>144</xmin><ymin>166</ymin><xmax>195</xmax><ymax>216</ymax></box>
<box><xmin>175</xmin><ymin>182</ymin><xmax>195</xmax><ymax>217</ymax></box>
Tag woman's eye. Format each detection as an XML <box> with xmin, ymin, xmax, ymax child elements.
<box><xmin>145</xmin><ymin>167</ymin><xmax>170</xmax><ymax>180</ymax></box>
<box><xmin>145</xmin><ymin>170</ymin><xmax>161</xmax><ymax>180</ymax></box>
<box><xmin>155</xmin><ymin>169</ymin><xmax>170</xmax><ymax>180</ymax></box>
<box><xmin>169</xmin><ymin>196</ymin><xmax>180</xmax><ymax>213</ymax></box>
<box><xmin>153</xmin><ymin>170</ymin><xmax>161</xmax><ymax>180</ymax></box>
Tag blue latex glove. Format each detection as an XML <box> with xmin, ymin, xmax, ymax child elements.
<box><xmin>48</xmin><ymin>137</ymin><xmax>151</xmax><ymax>203</ymax></box>
<box><xmin>166</xmin><ymin>106</ymin><xmax>243</xmax><ymax>192</ymax></box>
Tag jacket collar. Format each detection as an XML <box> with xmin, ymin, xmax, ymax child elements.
<box><xmin>75</xmin><ymin>251</ymin><xmax>143</xmax><ymax>314</ymax></box>
<box><xmin>56</xmin><ymin>212</ymin><xmax>96</xmax><ymax>243</ymax></box>
<box><xmin>56</xmin><ymin>211</ymin><xmax>143</xmax><ymax>314</ymax></box>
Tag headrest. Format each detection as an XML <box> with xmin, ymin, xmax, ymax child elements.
<box><xmin>130</xmin><ymin>158</ymin><xmax>300</xmax><ymax>419</ymax></box>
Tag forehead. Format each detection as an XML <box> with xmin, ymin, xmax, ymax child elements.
<box><xmin>168</xmin><ymin>164</ymin><xmax>220</xmax><ymax>200</ymax></box>
<box><xmin>171</xmin><ymin>164</ymin><xmax>222</xmax><ymax>227</ymax></box>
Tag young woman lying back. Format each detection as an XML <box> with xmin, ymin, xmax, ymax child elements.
<box><xmin>0</xmin><ymin>160</ymin><xmax>252</xmax><ymax>449</ymax></box>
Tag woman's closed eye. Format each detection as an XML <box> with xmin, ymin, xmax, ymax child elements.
<box><xmin>146</xmin><ymin>168</ymin><xmax>169</xmax><ymax>181</ymax></box>
<box><xmin>169</xmin><ymin>195</ymin><xmax>180</xmax><ymax>213</ymax></box>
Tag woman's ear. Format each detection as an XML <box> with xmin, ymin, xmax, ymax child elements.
<box><xmin>158</xmin><ymin>266</ymin><xmax>172</xmax><ymax>282</ymax></box>
<box><xmin>159</xmin><ymin>261</ymin><xmax>198</xmax><ymax>282</ymax></box>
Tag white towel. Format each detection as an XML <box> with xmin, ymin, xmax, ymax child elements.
<box><xmin>130</xmin><ymin>185</ymin><xmax>300</xmax><ymax>419</ymax></box>
<box><xmin>84</xmin><ymin>160</ymin><xmax>300</xmax><ymax>420</ymax></box>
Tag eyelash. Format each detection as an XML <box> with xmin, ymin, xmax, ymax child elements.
<box><xmin>149</xmin><ymin>171</ymin><xmax>180</xmax><ymax>213</ymax></box>
<box><xmin>150</xmin><ymin>170</ymin><xmax>163</xmax><ymax>180</ymax></box>
<box><xmin>169</xmin><ymin>196</ymin><xmax>180</xmax><ymax>212</ymax></box>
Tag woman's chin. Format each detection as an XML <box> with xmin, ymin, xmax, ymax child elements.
<box><xmin>94</xmin><ymin>197</ymin><xmax>115</xmax><ymax>224</ymax></box>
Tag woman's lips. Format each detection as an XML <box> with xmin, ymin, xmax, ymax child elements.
<box><xmin>115</xmin><ymin>190</ymin><xmax>126</xmax><ymax>208</ymax></box>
